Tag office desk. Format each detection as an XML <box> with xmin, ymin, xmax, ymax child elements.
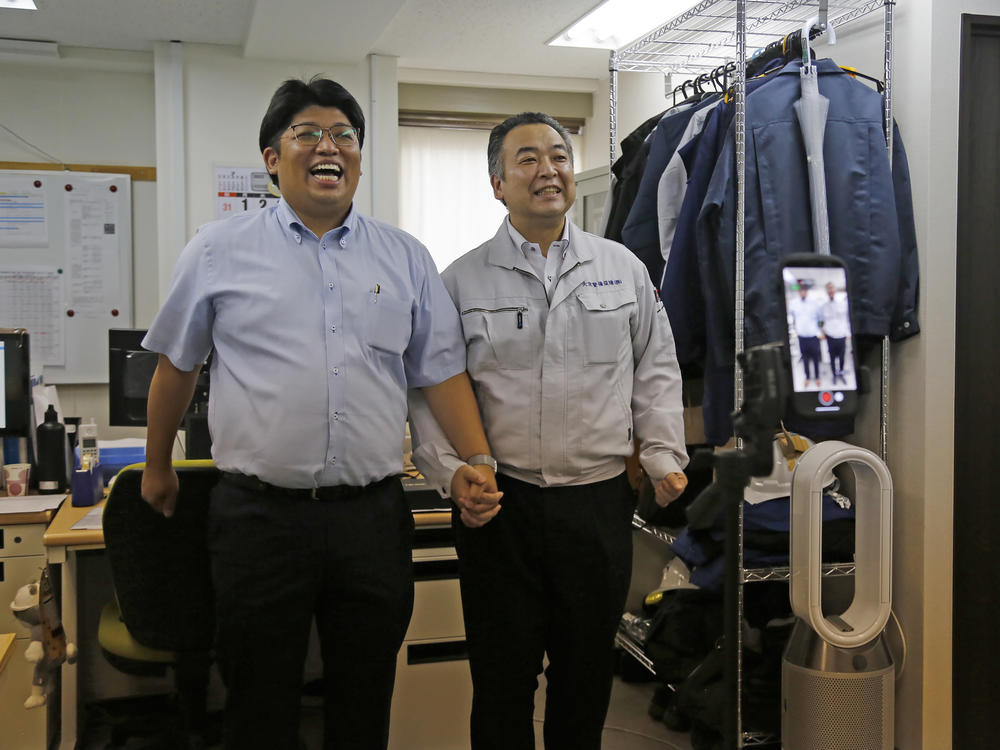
<box><xmin>44</xmin><ymin>490</ymin><xmax>454</xmax><ymax>750</ymax></box>
<box><xmin>43</xmin><ymin>498</ymin><xmax>104</xmax><ymax>750</ymax></box>
<box><xmin>1</xmin><ymin>501</ymin><xmax>60</xmax><ymax>749</ymax></box>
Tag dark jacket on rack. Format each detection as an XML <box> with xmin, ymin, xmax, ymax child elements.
<box><xmin>661</xmin><ymin>67</ymin><xmax>784</xmax><ymax>370</ymax></box>
<box><xmin>697</xmin><ymin>57</ymin><xmax>920</xmax><ymax>368</ymax></box>
<box><xmin>620</xmin><ymin>96</ymin><xmax>719</xmax><ymax>285</ymax></box>
<box><xmin>670</xmin><ymin>58</ymin><xmax>920</xmax><ymax>443</ymax></box>
<box><xmin>605</xmin><ymin>110</ymin><xmax>669</xmax><ymax>243</ymax></box>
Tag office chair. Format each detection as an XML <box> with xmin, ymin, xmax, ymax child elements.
<box><xmin>97</xmin><ymin>460</ymin><xmax>220</xmax><ymax>749</ymax></box>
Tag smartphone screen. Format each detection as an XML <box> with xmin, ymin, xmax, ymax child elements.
<box><xmin>781</xmin><ymin>262</ymin><xmax>857</xmax><ymax>417</ymax></box>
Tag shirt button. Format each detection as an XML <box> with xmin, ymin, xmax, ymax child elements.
<box><xmin>294</xmin><ymin>234</ymin><xmax>301</xmax><ymax>242</ymax></box>
<box><xmin>331</xmin><ymin>367</ymin><xmax>339</xmax><ymax>375</ymax></box>
<box><xmin>339</xmin><ymin>239</ymin><xmax>346</xmax><ymax>247</ymax></box>
<box><xmin>322</xmin><ymin>244</ymin><xmax>327</xmax><ymax>250</ymax></box>
<box><xmin>328</xmin><ymin>457</ymin><xmax>337</xmax><ymax>465</ymax></box>
<box><xmin>331</xmin><ymin>412</ymin><xmax>339</xmax><ymax>421</ymax></box>
<box><xmin>328</xmin><ymin>283</ymin><xmax>334</xmax><ymax>290</ymax></box>
<box><xmin>600</xmin><ymin>303</ymin><xmax>607</xmax><ymax>309</ymax></box>
<box><xmin>330</xmin><ymin>324</ymin><xmax>336</xmax><ymax>333</ymax></box>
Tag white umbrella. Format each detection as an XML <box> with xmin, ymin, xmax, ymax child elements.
<box><xmin>792</xmin><ymin>16</ymin><xmax>836</xmax><ymax>255</ymax></box>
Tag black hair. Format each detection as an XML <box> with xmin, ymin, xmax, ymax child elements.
<box><xmin>487</xmin><ymin>112</ymin><xmax>574</xmax><ymax>181</ymax></box>
<box><xmin>259</xmin><ymin>76</ymin><xmax>365</xmax><ymax>187</ymax></box>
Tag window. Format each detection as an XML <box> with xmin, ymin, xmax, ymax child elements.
<box><xmin>397</xmin><ymin>126</ymin><xmax>507</xmax><ymax>272</ymax></box>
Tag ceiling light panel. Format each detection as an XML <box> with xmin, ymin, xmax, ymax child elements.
<box><xmin>548</xmin><ymin>0</ymin><xmax>698</xmax><ymax>50</ymax></box>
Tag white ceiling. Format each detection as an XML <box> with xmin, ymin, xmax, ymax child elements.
<box><xmin>0</xmin><ymin>0</ymin><xmax>614</xmax><ymax>79</ymax></box>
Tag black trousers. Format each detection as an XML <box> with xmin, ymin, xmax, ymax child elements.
<box><xmin>827</xmin><ymin>336</ymin><xmax>846</xmax><ymax>374</ymax></box>
<box><xmin>799</xmin><ymin>336</ymin><xmax>821</xmax><ymax>379</ymax></box>
<box><xmin>453</xmin><ymin>472</ymin><xmax>634</xmax><ymax>750</ymax></box>
<box><xmin>208</xmin><ymin>476</ymin><xmax>414</xmax><ymax>750</ymax></box>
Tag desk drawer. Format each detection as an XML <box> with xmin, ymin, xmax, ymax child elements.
<box><xmin>407</xmin><ymin>575</ymin><xmax>465</xmax><ymax>642</ymax></box>
<box><xmin>0</xmin><ymin>553</ymin><xmax>45</xmax><ymax>637</ymax></box>
<box><xmin>0</xmin><ymin>523</ymin><xmax>46</xmax><ymax>557</ymax></box>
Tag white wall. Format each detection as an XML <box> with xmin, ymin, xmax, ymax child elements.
<box><xmin>176</xmin><ymin>44</ymin><xmax>370</xmax><ymax>237</ymax></box>
<box><xmin>0</xmin><ymin>47</ymin><xmax>159</xmax><ymax>437</ymax></box>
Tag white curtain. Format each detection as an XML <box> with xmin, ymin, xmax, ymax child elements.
<box><xmin>398</xmin><ymin>126</ymin><xmax>508</xmax><ymax>272</ymax></box>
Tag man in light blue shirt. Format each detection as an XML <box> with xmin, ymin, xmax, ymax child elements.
<box><xmin>141</xmin><ymin>77</ymin><xmax>499</xmax><ymax>750</ymax></box>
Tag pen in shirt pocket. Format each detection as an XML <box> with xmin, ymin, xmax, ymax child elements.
<box><xmin>372</xmin><ymin>283</ymin><xmax>380</xmax><ymax>303</ymax></box>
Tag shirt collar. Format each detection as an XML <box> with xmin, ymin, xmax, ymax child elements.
<box><xmin>277</xmin><ymin>197</ymin><xmax>358</xmax><ymax>244</ymax></box>
<box><xmin>504</xmin><ymin>215</ymin><xmax>571</xmax><ymax>261</ymax></box>
<box><xmin>488</xmin><ymin>216</ymin><xmax>591</xmax><ymax>270</ymax></box>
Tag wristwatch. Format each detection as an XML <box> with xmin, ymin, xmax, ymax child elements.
<box><xmin>466</xmin><ymin>454</ymin><xmax>497</xmax><ymax>472</ymax></box>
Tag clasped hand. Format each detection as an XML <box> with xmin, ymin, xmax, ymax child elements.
<box><xmin>450</xmin><ymin>464</ymin><xmax>503</xmax><ymax>528</ymax></box>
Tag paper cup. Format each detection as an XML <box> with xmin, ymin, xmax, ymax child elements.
<box><xmin>3</xmin><ymin>463</ymin><xmax>31</xmax><ymax>497</ymax></box>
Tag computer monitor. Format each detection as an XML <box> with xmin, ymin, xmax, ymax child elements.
<box><xmin>108</xmin><ymin>329</ymin><xmax>212</xmax><ymax>458</ymax></box>
<box><xmin>0</xmin><ymin>329</ymin><xmax>32</xmax><ymax>438</ymax></box>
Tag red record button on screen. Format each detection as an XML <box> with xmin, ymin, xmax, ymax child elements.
<box><xmin>818</xmin><ymin>391</ymin><xmax>834</xmax><ymax>406</ymax></box>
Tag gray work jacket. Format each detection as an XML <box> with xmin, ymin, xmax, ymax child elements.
<box><xmin>410</xmin><ymin>219</ymin><xmax>687</xmax><ymax>493</ymax></box>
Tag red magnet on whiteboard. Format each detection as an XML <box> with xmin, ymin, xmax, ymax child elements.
<box><xmin>33</xmin><ymin>180</ymin><xmax>42</xmax><ymax>188</ymax></box>
<box><xmin>67</xmin><ymin>310</ymin><xmax>75</xmax><ymax>317</ymax></box>
<box><xmin>109</xmin><ymin>185</ymin><xmax>118</xmax><ymax>193</ymax></box>
<box><xmin>111</xmin><ymin>309</ymin><xmax>119</xmax><ymax>316</ymax></box>
<box><xmin>65</xmin><ymin>184</ymin><xmax>73</xmax><ymax>191</ymax></box>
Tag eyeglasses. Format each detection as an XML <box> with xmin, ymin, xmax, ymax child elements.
<box><xmin>287</xmin><ymin>123</ymin><xmax>359</xmax><ymax>149</ymax></box>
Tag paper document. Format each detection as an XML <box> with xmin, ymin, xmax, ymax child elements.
<box><xmin>0</xmin><ymin>495</ymin><xmax>65</xmax><ymax>514</ymax></box>
<box><xmin>70</xmin><ymin>504</ymin><xmax>104</xmax><ymax>530</ymax></box>
<box><xmin>0</xmin><ymin>175</ymin><xmax>49</xmax><ymax>247</ymax></box>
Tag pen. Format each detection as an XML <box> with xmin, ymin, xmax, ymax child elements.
<box><xmin>373</xmin><ymin>283</ymin><xmax>380</xmax><ymax>303</ymax></box>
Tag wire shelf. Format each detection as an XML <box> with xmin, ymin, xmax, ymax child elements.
<box><xmin>613</xmin><ymin>0</ymin><xmax>884</xmax><ymax>74</ymax></box>
<box><xmin>742</xmin><ymin>561</ymin><xmax>856</xmax><ymax>582</ymax></box>
<box><xmin>615</xmin><ymin>628</ymin><xmax>656</xmax><ymax>673</ymax></box>
<box><xmin>632</xmin><ymin>515</ymin><xmax>856</xmax><ymax>583</ymax></box>
<box><xmin>631</xmin><ymin>514</ymin><xmax>680</xmax><ymax>545</ymax></box>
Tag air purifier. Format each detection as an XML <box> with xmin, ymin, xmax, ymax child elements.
<box><xmin>782</xmin><ymin>441</ymin><xmax>894</xmax><ymax>750</ymax></box>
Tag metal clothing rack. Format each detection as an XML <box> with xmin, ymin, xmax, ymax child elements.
<box><xmin>609</xmin><ymin>1</ymin><xmax>895</xmax><ymax>746</ymax></box>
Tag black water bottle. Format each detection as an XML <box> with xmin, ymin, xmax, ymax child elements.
<box><xmin>36</xmin><ymin>404</ymin><xmax>67</xmax><ymax>494</ymax></box>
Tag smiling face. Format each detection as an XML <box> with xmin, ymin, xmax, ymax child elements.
<box><xmin>491</xmin><ymin>122</ymin><xmax>576</xmax><ymax>233</ymax></box>
<box><xmin>263</xmin><ymin>104</ymin><xmax>361</xmax><ymax>236</ymax></box>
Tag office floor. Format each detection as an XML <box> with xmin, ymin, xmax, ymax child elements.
<box><xmin>300</xmin><ymin>674</ymin><xmax>694</xmax><ymax>750</ymax></box>
<box><xmin>79</xmin><ymin>673</ymin><xmax>694</xmax><ymax>750</ymax></box>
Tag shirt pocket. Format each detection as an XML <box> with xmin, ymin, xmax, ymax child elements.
<box><xmin>366</xmin><ymin>295</ymin><xmax>412</xmax><ymax>355</ymax></box>
<box><xmin>577</xmin><ymin>289</ymin><xmax>636</xmax><ymax>365</ymax></box>
<box><xmin>461</xmin><ymin>305</ymin><xmax>532</xmax><ymax>370</ymax></box>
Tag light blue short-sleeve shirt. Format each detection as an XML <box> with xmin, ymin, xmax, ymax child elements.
<box><xmin>143</xmin><ymin>199</ymin><xmax>466</xmax><ymax>488</ymax></box>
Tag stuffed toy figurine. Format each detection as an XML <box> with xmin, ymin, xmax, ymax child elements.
<box><xmin>9</xmin><ymin>566</ymin><xmax>77</xmax><ymax>709</ymax></box>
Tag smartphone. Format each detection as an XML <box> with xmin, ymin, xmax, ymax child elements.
<box><xmin>779</xmin><ymin>254</ymin><xmax>858</xmax><ymax>419</ymax></box>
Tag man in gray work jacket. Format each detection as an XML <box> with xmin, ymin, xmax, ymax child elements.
<box><xmin>409</xmin><ymin>112</ymin><xmax>688</xmax><ymax>749</ymax></box>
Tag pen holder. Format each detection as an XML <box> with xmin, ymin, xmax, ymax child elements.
<box><xmin>71</xmin><ymin>464</ymin><xmax>102</xmax><ymax>507</ymax></box>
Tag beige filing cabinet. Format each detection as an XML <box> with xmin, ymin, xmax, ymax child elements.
<box><xmin>388</xmin><ymin>518</ymin><xmax>472</xmax><ymax>750</ymax></box>
<box><xmin>0</xmin><ymin>518</ymin><xmax>50</xmax><ymax>749</ymax></box>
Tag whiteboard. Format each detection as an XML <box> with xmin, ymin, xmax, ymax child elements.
<box><xmin>0</xmin><ymin>170</ymin><xmax>132</xmax><ymax>383</ymax></box>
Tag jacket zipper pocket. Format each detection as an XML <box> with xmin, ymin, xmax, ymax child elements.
<box><xmin>461</xmin><ymin>306</ymin><xmax>528</xmax><ymax>329</ymax></box>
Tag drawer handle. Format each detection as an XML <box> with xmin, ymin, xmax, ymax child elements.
<box><xmin>0</xmin><ymin>560</ymin><xmax>4</xmax><ymax>582</ymax></box>
<box><xmin>406</xmin><ymin>639</ymin><xmax>468</xmax><ymax>665</ymax></box>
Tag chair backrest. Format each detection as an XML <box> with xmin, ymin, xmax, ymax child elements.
<box><xmin>102</xmin><ymin>461</ymin><xmax>219</xmax><ymax>652</ymax></box>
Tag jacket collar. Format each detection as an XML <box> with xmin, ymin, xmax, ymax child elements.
<box><xmin>485</xmin><ymin>217</ymin><xmax>593</xmax><ymax>272</ymax></box>
<box><xmin>776</xmin><ymin>57</ymin><xmax>848</xmax><ymax>77</ymax></box>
